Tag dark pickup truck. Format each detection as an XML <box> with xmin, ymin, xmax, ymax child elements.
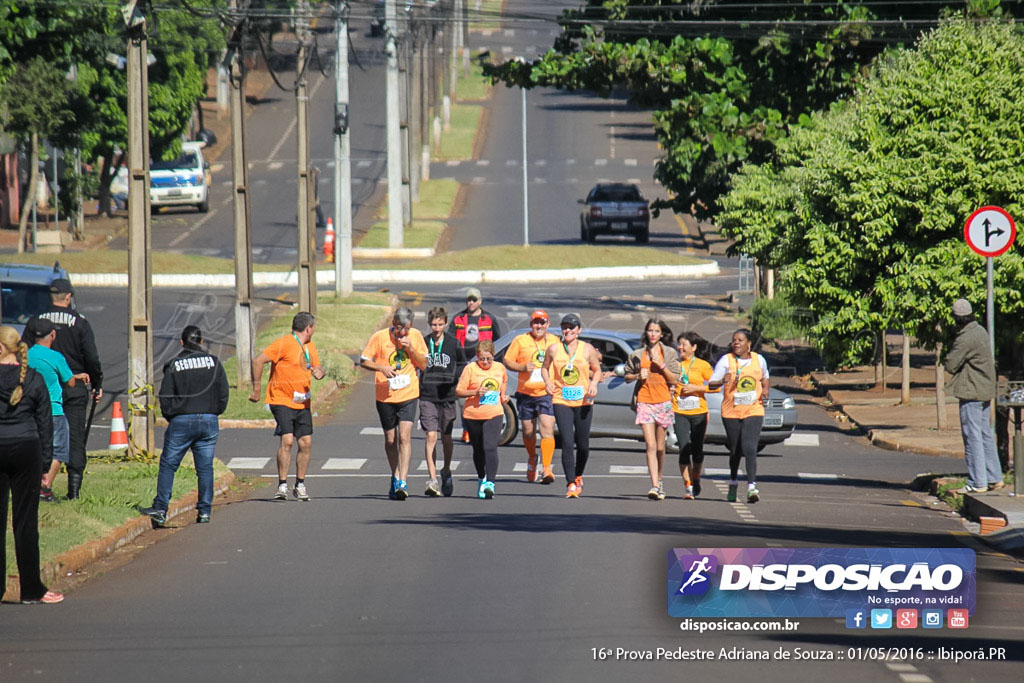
<box><xmin>578</xmin><ymin>183</ymin><xmax>650</xmax><ymax>244</ymax></box>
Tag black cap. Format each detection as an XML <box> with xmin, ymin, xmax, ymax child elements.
<box><xmin>29</xmin><ymin>318</ymin><xmax>55</xmax><ymax>339</ymax></box>
<box><xmin>49</xmin><ymin>278</ymin><xmax>73</xmax><ymax>294</ymax></box>
<box><xmin>560</xmin><ymin>313</ymin><xmax>582</xmax><ymax>328</ymax></box>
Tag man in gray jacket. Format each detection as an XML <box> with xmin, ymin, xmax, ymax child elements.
<box><xmin>944</xmin><ymin>299</ymin><xmax>1003</xmax><ymax>494</ymax></box>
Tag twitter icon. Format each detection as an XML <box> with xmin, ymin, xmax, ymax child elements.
<box><xmin>870</xmin><ymin>609</ymin><xmax>893</xmax><ymax>629</ymax></box>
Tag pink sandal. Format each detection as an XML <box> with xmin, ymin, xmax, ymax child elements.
<box><xmin>22</xmin><ymin>590</ymin><xmax>64</xmax><ymax>604</ymax></box>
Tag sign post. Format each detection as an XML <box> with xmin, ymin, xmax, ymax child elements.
<box><xmin>963</xmin><ymin>206</ymin><xmax>1016</xmax><ymax>360</ymax></box>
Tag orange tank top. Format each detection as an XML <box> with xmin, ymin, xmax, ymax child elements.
<box><xmin>721</xmin><ymin>353</ymin><xmax>765</xmax><ymax>419</ymax></box>
<box><xmin>550</xmin><ymin>341</ymin><xmax>591</xmax><ymax>408</ymax></box>
<box><xmin>637</xmin><ymin>345</ymin><xmax>671</xmax><ymax>404</ymax></box>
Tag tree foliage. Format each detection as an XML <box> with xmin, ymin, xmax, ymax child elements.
<box><xmin>719</xmin><ymin>18</ymin><xmax>1024</xmax><ymax>367</ymax></box>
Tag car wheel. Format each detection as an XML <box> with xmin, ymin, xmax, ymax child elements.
<box><xmin>498</xmin><ymin>401</ymin><xmax>519</xmax><ymax>446</ymax></box>
<box><xmin>197</xmin><ymin>200</ymin><xmax>209</xmax><ymax>213</ymax></box>
<box><xmin>635</xmin><ymin>230</ymin><xmax>649</xmax><ymax>244</ymax></box>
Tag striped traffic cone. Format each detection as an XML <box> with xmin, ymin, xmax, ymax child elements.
<box><xmin>109</xmin><ymin>401</ymin><xmax>129</xmax><ymax>450</ymax></box>
<box><xmin>323</xmin><ymin>217</ymin><xmax>335</xmax><ymax>263</ymax></box>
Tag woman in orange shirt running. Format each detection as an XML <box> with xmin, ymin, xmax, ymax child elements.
<box><xmin>672</xmin><ymin>332</ymin><xmax>714</xmax><ymax>500</ymax></box>
<box><xmin>625</xmin><ymin>318</ymin><xmax>679</xmax><ymax>500</ymax></box>
<box><xmin>456</xmin><ymin>340</ymin><xmax>509</xmax><ymax>499</ymax></box>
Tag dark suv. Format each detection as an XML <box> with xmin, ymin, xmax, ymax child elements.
<box><xmin>578</xmin><ymin>183</ymin><xmax>651</xmax><ymax>243</ymax></box>
<box><xmin>0</xmin><ymin>262</ymin><xmax>72</xmax><ymax>334</ymax></box>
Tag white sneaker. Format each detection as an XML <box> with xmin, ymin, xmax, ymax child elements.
<box><xmin>293</xmin><ymin>482</ymin><xmax>310</xmax><ymax>501</ymax></box>
<box><xmin>274</xmin><ymin>483</ymin><xmax>289</xmax><ymax>500</ymax></box>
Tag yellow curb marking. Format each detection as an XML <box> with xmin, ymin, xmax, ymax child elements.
<box><xmin>947</xmin><ymin>530</ymin><xmax>970</xmax><ymax>536</ymax></box>
<box><xmin>900</xmin><ymin>499</ymin><xmax>922</xmax><ymax>507</ymax></box>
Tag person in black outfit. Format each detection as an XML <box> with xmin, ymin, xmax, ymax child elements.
<box><xmin>22</xmin><ymin>278</ymin><xmax>103</xmax><ymax>500</ymax></box>
<box><xmin>419</xmin><ymin>307</ymin><xmax>466</xmax><ymax>497</ymax></box>
<box><xmin>140</xmin><ymin>326</ymin><xmax>229</xmax><ymax>527</ymax></box>
<box><xmin>0</xmin><ymin>326</ymin><xmax>63</xmax><ymax>604</ymax></box>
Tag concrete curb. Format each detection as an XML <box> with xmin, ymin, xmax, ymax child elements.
<box><xmin>352</xmin><ymin>247</ymin><xmax>435</xmax><ymax>259</ymax></box>
<box><xmin>69</xmin><ymin>261</ymin><xmax>720</xmax><ymax>288</ymax></box>
<box><xmin>13</xmin><ymin>468</ymin><xmax>238</xmax><ymax>600</ymax></box>
<box><xmin>868</xmin><ymin>431</ymin><xmax>961</xmax><ymax>458</ymax></box>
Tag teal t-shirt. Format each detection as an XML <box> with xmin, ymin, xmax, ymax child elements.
<box><xmin>27</xmin><ymin>344</ymin><xmax>74</xmax><ymax>416</ymax></box>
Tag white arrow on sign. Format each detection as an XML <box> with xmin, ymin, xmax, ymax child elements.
<box><xmin>964</xmin><ymin>206</ymin><xmax>1016</xmax><ymax>257</ymax></box>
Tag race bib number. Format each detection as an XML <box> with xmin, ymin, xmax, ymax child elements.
<box><xmin>388</xmin><ymin>374</ymin><xmax>411</xmax><ymax>391</ymax></box>
<box><xmin>292</xmin><ymin>390</ymin><xmax>311</xmax><ymax>403</ymax></box>
<box><xmin>561</xmin><ymin>386</ymin><xmax>585</xmax><ymax>402</ymax></box>
<box><xmin>733</xmin><ymin>391</ymin><xmax>756</xmax><ymax>406</ymax></box>
<box><xmin>527</xmin><ymin>368</ymin><xmax>544</xmax><ymax>386</ymax></box>
<box><xmin>677</xmin><ymin>396</ymin><xmax>701</xmax><ymax>411</ymax></box>
<box><xmin>480</xmin><ymin>391</ymin><xmax>499</xmax><ymax>406</ymax></box>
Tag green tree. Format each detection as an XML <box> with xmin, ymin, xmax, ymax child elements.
<box><xmin>719</xmin><ymin>18</ymin><xmax>1024</xmax><ymax>369</ymax></box>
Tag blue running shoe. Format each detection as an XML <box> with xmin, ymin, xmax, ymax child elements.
<box><xmin>483</xmin><ymin>480</ymin><xmax>495</xmax><ymax>499</ymax></box>
<box><xmin>388</xmin><ymin>477</ymin><xmax>398</xmax><ymax>500</ymax></box>
<box><xmin>477</xmin><ymin>479</ymin><xmax>488</xmax><ymax>499</ymax></box>
<box><xmin>395</xmin><ymin>479</ymin><xmax>409</xmax><ymax>500</ymax></box>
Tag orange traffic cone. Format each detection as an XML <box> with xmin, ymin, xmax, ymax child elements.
<box><xmin>323</xmin><ymin>217</ymin><xmax>335</xmax><ymax>263</ymax></box>
<box><xmin>109</xmin><ymin>401</ymin><xmax>129</xmax><ymax>450</ymax></box>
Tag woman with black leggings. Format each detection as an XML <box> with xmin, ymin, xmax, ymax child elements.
<box><xmin>542</xmin><ymin>314</ymin><xmax>602</xmax><ymax>498</ymax></box>
<box><xmin>456</xmin><ymin>340</ymin><xmax>508</xmax><ymax>499</ymax></box>
<box><xmin>708</xmin><ymin>329</ymin><xmax>769</xmax><ymax>504</ymax></box>
<box><xmin>0</xmin><ymin>326</ymin><xmax>63</xmax><ymax>604</ymax></box>
<box><xmin>672</xmin><ymin>332</ymin><xmax>714</xmax><ymax>500</ymax></box>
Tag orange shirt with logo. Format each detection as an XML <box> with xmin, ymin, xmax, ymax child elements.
<box><xmin>362</xmin><ymin>328</ymin><xmax>428</xmax><ymax>403</ymax></box>
<box><xmin>549</xmin><ymin>341</ymin><xmax>593</xmax><ymax>408</ymax></box>
<box><xmin>506</xmin><ymin>331</ymin><xmax>559</xmax><ymax>397</ymax></box>
<box><xmin>458</xmin><ymin>362</ymin><xmax>507</xmax><ymax>420</ymax></box>
<box><xmin>263</xmin><ymin>334</ymin><xmax>321</xmax><ymax>409</ymax></box>
<box><xmin>672</xmin><ymin>357</ymin><xmax>714</xmax><ymax>415</ymax></box>
<box><xmin>721</xmin><ymin>353</ymin><xmax>766</xmax><ymax>419</ymax></box>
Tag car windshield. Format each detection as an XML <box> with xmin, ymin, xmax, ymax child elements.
<box><xmin>591</xmin><ymin>187</ymin><xmax>641</xmax><ymax>202</ymax></box>
<box><xmin>1</xmin><ymin>282</ymin><xmax>51</xmax><ymax>325</ymax></box>
<box><xmin>151</xmin><ymin>151</ymin><xmax>198</xmax><ymax>171</ymax></box>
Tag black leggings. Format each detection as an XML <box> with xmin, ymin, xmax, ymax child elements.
<box><xmin>675</xmin><ymin>412</ymin><xmax>708</xmax><ymax>470</ymax></box>
<box><xmin>466</xmin><ymin>415</ymin><xmax>502</xmax><ymax>481</ymax></box>
<box><xmin>553</xmin><ymin>403</ymin><xmax>593</xmax><ymax>483</ymax></box>
<box><xmin>0</xmin><ymin>438</ymin><xmax>47</xmax><ymax>602</ymax></box>
<box><xmin>722</xmin><ymin>416</ymin><xmax>763</xmax><ymax>483</ymax></box>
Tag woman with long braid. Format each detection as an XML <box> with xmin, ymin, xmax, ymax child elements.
<box><xmin>0</xmin><ymin>326</ymin><xmax>63</xmax><ymax>604</ymax></box>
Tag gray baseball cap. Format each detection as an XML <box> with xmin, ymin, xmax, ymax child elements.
<box><xmin>952</xmin><ymin>299</ymin><xmax>972</xmax><ymax>316</ymax></box>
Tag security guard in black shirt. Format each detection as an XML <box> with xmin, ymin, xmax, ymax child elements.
<box><xmin>22</xmin><ymin>278</ymin><xmax>102</xmax><ymax>500</ymax></box>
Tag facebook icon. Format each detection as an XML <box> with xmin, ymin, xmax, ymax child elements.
<box><xmin>845</xmin><ymin>609</ymin><xmax>866</xmax><ymax>629</ymax></box>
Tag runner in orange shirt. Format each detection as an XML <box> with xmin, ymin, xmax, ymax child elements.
<box><xmin>360</xmin><ymin>307</ymin><xmax>428</xmax><ymax>500</ymax></box>
<box><xmin>456</xmin><ymin>340</ymin><xmax>509</xmax><ymax>499</ymax></box>
<box><xmin>249</xmin><ymin>312</ymin><xmax>325</xmax><ymax>502</ymax></box>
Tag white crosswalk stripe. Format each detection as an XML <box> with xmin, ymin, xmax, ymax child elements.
<box><xmin>784</xmin><ymin>432</ymin><xmax>820</xmax><ymax>446</ymax></box>
<box><xmin>417</xmin><ymin>460</ymin><xmax>462</xmax><ymax>471</ymax></box>
<box><xmin>797</xmin><ymin>472</ymin><xmax>838</xmax><ymax>480</ymax></box>
<box><xmin>360</xmin><ymin>426</ymin><xmax>384</xmax><ymax>436</ymax></box>
<box><xmin>323</xmin><ymin>458</ymin><xmax>367</xmax><ymax>470</ymax></box>
<box><xmin>609</xmin><ymin>465</ymin><xmax>648</xmax><ymax>474</ymax></box>
<box><xmin>226</xmin><ymin>457</ymin><xmax>271</xmax><ymax>469</ymax></box>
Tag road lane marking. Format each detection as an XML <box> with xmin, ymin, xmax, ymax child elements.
<box><xmin>886</xmin><ymin>664</ymin><xmax>917</xmax><ymax>672</ymax></box>
<box><xmin>418</xmin><ymin>460</ymin><xmax>461</xmax><ymax>471</ymax></box>
<box><xmin>797</xmin><ymin>472</ymin><xmax>837</xmax><ymax>480</ymax></box>
<box><xmin>476</xmin><ymin>160</ymin><xmax>490</xmax><ymax>167</ymax></box>
<box><xmin>268</xmin><ymin>73</ymin><xmax>326</xmax><ymax>161</ymax></box>
<box><xmin>360</xmin><ymin>426</ymin><xmax>384</xmax><ymax>435</ymax></box>
<box><xmin>610</xmin><ymin>465</ymin><xmax>648</xmax><ymax>474</ymax></box>
<box><xmin>513</xmin><ymin>463</ymin><xmax>528</xmax><ymax>472</ymax></box>
<box><xmin>168</xmin><ymin>205</ymin><xmax>219</xmax><ymax>247</ymax></box>
<box><xmin>268</xmin><ymin>161</ymin><xmax>283</xmax><ymax>171</ymax></box>
<box><xmin>322</xmin><ymin>458</ymin><xmax>367</xmax><ymax>470</ymax></box>
<box><xmin>446</xmin><ymin>160</ymin><xmax>460</xmax><ymax>166</ymax></box>
<box><xmin>595</xmin><ymin>158</ymin><xmax>608</xmax><ymax>166</ymax></box>
<box><xmin>226</xmin><ymin>457</ymin><xmax>271</xmax><ymax>469</ymax></box>
<box><xmin>785</xmin><ymin>433</ymin><xmax>820</xmax><ymax>446</ymax></box>
<box><xmin>624</xmin><ymin>158</ymin><xmax>638</xmax><ymax>166</ymax></box>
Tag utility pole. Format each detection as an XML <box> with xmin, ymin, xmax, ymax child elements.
<box><xmin>296</xmin><ymin>1</ymin><xmax>317</xmax><ymax>313</ymax></box>
<box><xmin>385</xmin><ymin>0</ymin><xmax>403</xmax><ymax>247</ymax></box>
<box><xmin>334</xmin><ymin>0</ymin><xmax>353</xmax><ymax>297</ymax></box>
<box><xmin>398</xmin><ymin>13</ymin><xmax>412</xmax><ymax>227</ymax></box>
<box><xmin>124</xmin><ymin>0</ymin><xmax>154</xmax><ymax>455</ymax></box>
<box><xmin>407</xmin><ymin>15</ymin><xmax>421</xmax><ymax>204</ymax></box>
<box><xmin>228</xmin><ymin>7</ymin><xmax>255</xmax><ymax>392</ymax></box>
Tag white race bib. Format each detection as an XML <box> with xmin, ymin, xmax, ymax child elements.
<box><xmin>677</xmin><ymin>396</ymin><xmax>701</xmax><ymax>412</ymax></box>
<box><xmin>733</xmin><ymin>391</ymin><xmax>756</xmax><ymax>406</ymax></box>
<box><xmin>388</xmin><ymin>374</ymin><xmax>411</xmax><ymax>391</ymax></box>
<box><xmin>528</xmin><ymin>368</ymin><xmax>544</xmax><ymax>385</ymax></box>
<box><xmin>561</xmin><ymin>386</ymin><xmax>584</xmax><ymax>402</ymax></box>
<box><xmin>292</xmin><ymin>390</ymin><xmax>311</xmax><ymax>403</ymax></box>
<box><xmin>480</xmin><ymin>390</ymin><xmax>499</xmax><ymax>406</ymax></box>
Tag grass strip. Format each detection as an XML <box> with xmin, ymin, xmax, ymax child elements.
<box><xmin>220</xmin><ymin>291</ymin><xmax>394</xmax><ymax>420</ymax></box>
<box><xmin>359</xmin><ymin>220</ymin><xmax>446</xmax><ymax>250</ymax></box>
<box><xmin>472</xmin><ymin>0</ymin><xmax>506</xmax><ymax>32</ymax></box>
<box><xmin>433</xmin><ymin>104</ymin><xmax>482</xmax><ymax>161</ymax></box>
<box><xmin>5</xmin><ymin>454</ymin><xmax>231</xmax><ymax>570</ymax></box>
<box><xmin>376</xmin><ymin>244</ymin><xmax>707</xmax><ymax>271</ymax></box>
<box><xmin>454</xmin><ymin>52</ymin><xmax>491</xmax><ymax>101</ymax></box>
<box><xmin>377</xmin><ymin>178</ymin><xmax>460</xmax><ymax>221</ymax></box>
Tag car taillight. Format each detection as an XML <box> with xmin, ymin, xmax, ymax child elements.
<box><xmin>590</xmin><ymin>207</ymin><xmax>602</xmax><ymax>217</ymax></box>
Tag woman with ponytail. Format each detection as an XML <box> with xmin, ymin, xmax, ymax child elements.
<box><xmin>0</xmin><ymin>326</ymin><xmax>63</xmax><ymax>604</ymax></box>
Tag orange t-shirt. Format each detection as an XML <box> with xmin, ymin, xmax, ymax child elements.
<box><xmin>549</xmin><ymin>341</ymin><xmax>593</xmax><ymax>408</ymax></box>
<box><xmin>672</xmin><ymin>357</ymin><xmax>714</xmax><ymax>415</ymax></box>
<box><xmin>636</xmin><ymin>346</ymin><xmax>672</xmax><ymax>404</ymax></box>
<box><xmin>721</xmin><ymin>353</ymin><xmax>766</xmax><ymax>419</ymax></box>
<box><xmin>361</xmin><ymin>328</ymin><xmax>428</xmax><ymax>403</ymax></box>
<box><xmin>263</xmin><ymin>333</ymin><xmax>321</xmax><ymax>409</ymax></box>
<box><xmin>458</xmin><ymin>362</ymin><xmax>507</xmax><ymax>420</ymax></box>
<box><xmin>505</xmin><ymin>331</ymin><xmax>559</xmax><ymax>397</ymax></box>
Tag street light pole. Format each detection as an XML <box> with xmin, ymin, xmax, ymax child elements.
<box><xmin>521</xmin><ymin>86</ymin><xmax>529</xmax><ymax>246</ymax></box>
<box><xmin>334</xmin><ymin>0</ymin><xmax>353</xmax><ymax>297</ymax></box>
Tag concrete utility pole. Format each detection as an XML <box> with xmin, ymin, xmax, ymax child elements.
<box><xmin>296</xmin><ymin>1</ymin><xmax>317</xmax><ymax>313</ymax></box>
<box><xmin>334</xmin><ymin>0</ymin><xmax>353</xmax><ymax>297</ymax></box>
<box><xmin>407</xmin><ymin>17</ymin><xmax>421</xmax><ymax>204</ymax></box>
<box><xmin>228</xmin><ymin>14</ymin><xmax>255</xmax><ymax>392</ymax></box>
<box><xmin>385</xmin><ymin>0</ymin><xmax>403</xmax><ymax>247</ymax></box>
<box><xmin>398</xmin><ymin>16</ymin><xmax>412</xmax><ymax>227</ymax></box>
<box><xmin>124</xmin><ymin>0</ymin><xmax>154</xmax><ymax>455</ymax></box>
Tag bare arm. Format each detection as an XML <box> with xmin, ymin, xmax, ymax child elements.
<box><xmin>248</xmin><ymin>352</ymin><xmax>270</xmax><ymax>402</ymax></box>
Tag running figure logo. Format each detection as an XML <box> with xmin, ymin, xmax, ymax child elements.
<box><xmin>677</xmin><ymin>554</ymin><xmax>718</xmax><ymax>596</ymax></box>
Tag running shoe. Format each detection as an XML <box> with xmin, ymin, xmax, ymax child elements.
<box><xmin>648</xmin><ymin>486</ymin><xmax>661</xmax><ymax>500</ymax></box>
<box><xmin>461</xmin><ymin>430</ymin><xmax>470</xmax><ymax>443</ymax></box>
<box><xmin>574</xmin><ymin>476</ymin><xmax>584</xmax><ymax>497</ymax></box>
<box><xmin>989</xmin><ymin>481</ymin><xmax>1006</xmax><ymax>491</ymax></box>
<box><xmin>196</xmin><ymin>512</ymin><xmax>211</xmax><ymax>523</ymax></box>
<box><xmin>684</xmin><ymin>487</ymin><xmax>695</xmax><ymax>501</ymax></box>
<box><xmin>388</xmin><ymin>478</ymin><xmax>398</xmax><ymax>500</ymax></box>
<box><xmin>727</xmin><ymin>484</ymin><xmax>738</xmax><ymax>503</ymax></box>
<box><xmin>138</xmin><ymin>506</ymin><xmax>167</xmax><ymax>529</ymax></box>
<box><xmin>478</xmin><ymin>479</ymin><xmax>488</xmax><ymax>499</ymax></box>
<box><xmin>657</xmin><ymin>481</ymin><xmax>665</xmax><ymax>501</ymax></box>
<box><xmin>692</xmin><ymin>478</ymin><xmax>702</xmax><ymax>498</ymax></box>
<box><xmin>21</xmin><ymin>590</ymin><xmax>64</xmax><ymax>604</ymax></box>
<box><xmin>483</xmin><ymin>480</ymin><xmax>495</xmax><ymax>499</ymax></box>
<box><xmin>425</xmin><ymin>479</ymin><xmax>441</xmax><ymax>497</ymax></box>
<box><xmin>394</xmin><ymin>479</ymin><xmax>409</xmax><ymax>500</ymax></box>
<box><xmin>954</xmin><ymin>484</ymin><xmax>988</xmax><ymax>495</ymax></box>
<box><xmin>440</xmin><ymin>469</ymin><xmax>454</xmax><ymax>497</ymax></box>
<box><xmin>526</xmin><ymin>453</ymin><xmax>538</xmax><ymax>482</ymax></box>
<box><xmin>747</xmin><ymin>487</ymin><xmax>760</xmax><ymax>504</ymax></box>
<box><xmin>293</xmin><ymin>482</ymin><xmax>310</xmax><ymax>501</ymax></box>
<box><xmin>541</xmin><ymin>468</ymin><xmax>555</xmax><ymax>484</ymax></box>
<box><xmin>39</xmin><ymin>485</ymin><xmax>56</xmax><ymax>503</ymax></box>
<box><xmin>275</xmin><ymin>483</ymin><xmax>289</xmax><ymax>500</ymax></box>
<box><xmin>566</xmin><ymin>482</ymin><xmax>580</xmax><ymax>498</ymax></box>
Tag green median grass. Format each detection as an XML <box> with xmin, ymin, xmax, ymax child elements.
<box><xmin>363</xmin><ymin>178</ymin><xmax>458</xmax><ymax>249</ymax></box>
<box><xmin>220</xmin><ymin>291</ymin><xmax>394</xmax><ymax>420</ymax></box>
<box><xmin>472</xmin><ymin>0</ymin><xmax>506</xmax><ymax>32</ymax></box>
<box><xmin>433</xmin><ymin>104</ymin><xmax>482</xmax><ymax>161</ymax></box>
<box><xmin>4</xmin><ymin>453</ymin><xmax>231</xmax><ymax>585</ymax></box>
<box><xmin>376</xmin><ymin>244</ymin><xmax>707</xmax><ymax>270</ymax></box>
<box><xmin>455</xmin><ymin>52</ymin><xmax>491</xmax><ymax>102</ymax></box>
<box><xmin>359</xmin><ymin>220</ymin><xmax>446</xmax><ymax>250</ymax></box>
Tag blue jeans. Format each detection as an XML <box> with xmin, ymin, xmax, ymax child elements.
<box><xmin>958</xmin><ymin>400</ymin><xmax>1001</xmax><ymax>489</ymax></box>
<box><xmin>153</xmin><ymin>414</ymin><xmax>219</xmax><ymax>515</ymax></box>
